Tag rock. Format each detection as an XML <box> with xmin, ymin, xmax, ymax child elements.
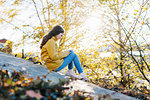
<box><xmin>63</xmin><ymin>80</ymin><xmax>138</xmax><ymax>100</ymax></box>
<box><xmin>0</xmin><ymin>52</ymin><xmax>66</xmax><ymax>85</ymax></box>
<box><xmin>0</xmin><ymin>52</ymin><xmax>138</xmax><ymax>99</ymax></box>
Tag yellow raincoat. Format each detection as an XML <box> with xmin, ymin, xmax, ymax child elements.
<box><xmin>41</xmin><ymin>37</ymin><xmax>70</xmax><ymax>71</ymax></box>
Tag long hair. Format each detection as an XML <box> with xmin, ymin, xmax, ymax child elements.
<box><xmin>40</xmin><ymin>25</ymin><xmax>64</xmax><ymax>49</ymax></box>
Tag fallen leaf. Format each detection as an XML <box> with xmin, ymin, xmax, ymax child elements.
<box><xmin>26</xmin><ymin>90</ymin><xmax>43</xmax><ymax>99</ymax></box>
<box><xmin>36</xmin><ymin>76</ymin><xmax>40</xmax><ymax>80</ymax></box>
<box><xmin>29</xmin><ymin>77</ymin><xmax>34</xmax><ymax>81</ymax></box>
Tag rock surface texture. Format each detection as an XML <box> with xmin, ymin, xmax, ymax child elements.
<box><xmin>0</xmin><ymin>52</ymin><xmax>65</xmax><ymax>85</ymax></box>
<box><xmin>0</xmin><ymin>52</ymin><xmax>138</xmax><ymax>100</ymax></box>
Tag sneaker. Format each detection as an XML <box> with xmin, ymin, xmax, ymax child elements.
<box><xmin>65</xmin><ymin>69</ymin><xmax>78</xmax><ymax>78</ymax></box>
<box><xmin>78</xmin><ymin>72</ymin><xmax>89</xmax><ymax>81</ymax></box>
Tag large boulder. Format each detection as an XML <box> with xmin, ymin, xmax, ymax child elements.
<box><xmin>0</xmin><ymin>52</ymin><xmax>65</xmax><ymax>85</ymax></box>
<box><xmin>0</xmin><ymin>52</ymin><xmax>138</xmax><ymax>100</ymax></box>
<box><xmin>63</xmin><ymin>80</ymin><xmax>138</xmax><ymax>100</ymax></box>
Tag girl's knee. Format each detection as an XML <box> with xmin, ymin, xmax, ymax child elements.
<box><xmin>70</xmin><ymin>50</ymin><xmax>77</xmax><ymax>56</ymax></box>
<box><xmin>69</xmin><ymin>50</ymin><xmax>75</xmax><ymax>54</ymax></box>
<box><xmin>72</xmin><ymin>52</ymin><xmax>78</xmax><ymax>57</ymax></box>
<box><xmin>69</xmin><ymin>50</ymin><xmax>79</xmax><ymax>57</ymax></box>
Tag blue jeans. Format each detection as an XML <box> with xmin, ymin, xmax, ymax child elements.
<box><xmin>55</xmin><ymin>50</ymin><xmax>83</xmax><ymax>74</ymax></box>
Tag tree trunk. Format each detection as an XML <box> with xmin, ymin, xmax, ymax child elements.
<box><xmin>116</xmin><ymin>9</ymin><xmax>126</xmax><ymax>87</ymax></box>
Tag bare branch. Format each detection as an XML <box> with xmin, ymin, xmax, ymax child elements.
<box><xmin>46</xmin><ymin>0</ymin><xmax>51</xmax><ymax>28</ymax></box>
<box><xmin>1</xmin><ymin>18</ymin><xmax>27</xmax><ymax>35</ymax></box>
<box><xmin>124</xmin><ymin>0</ymin><xmax>149</xmax><ymax>44</ymax></box>
<box><xmin>40</xmin><ymin>0</ymin><xmax>49</xmax><ymax>29</ymax></box>
<box><xmin>118</xmin><ymin>0</ymin><xmax>125</xmax><ymax>14</ymax></box>
<box><xmin>32</xmin><ymin>0</ymin><xmax>45</xmax><ymax>33</ymax></box>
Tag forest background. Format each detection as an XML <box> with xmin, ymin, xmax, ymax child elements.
<box><xmin>0</xmin><ymin>0</ymin><xmax>150</xmax><ymax>99</ymax></box>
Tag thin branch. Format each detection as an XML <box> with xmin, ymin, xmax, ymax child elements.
<box><xmin>32</xmin><ymin>0</ymin><xmax>45</xmax><ymax>33</ymax></box>
<box><xmin>124</xmin><ymin>0</ymin><xmax>149</xmax><ymax>44</ymax></box>
<box><xmin>118</xmin><ymin>0</ymin><xmax>125</xmax><ymax>14</ymax></box>
<box><xmin>146</xmin><ymin>23</ymin><xmax>150</xmax><ymax>29</ymax></box>
<box><xmin>111</xmin><ymin>36</ymin><xmax>150</xmax><ymax>83</ymax></box>
<box><xmin>40</xmin><ymin>0</ymin><xmax>49</xmax><ymax>29</ymax></box>
<box><xmin>134</xmin><ymin>39</ymin><xmax>150</xmax><ymax>71</ymax></box>
<box><xmin>1</xmin><ymin>18</ymin><xmax>26</xmax><ymax>34</ymax></box>
<box><xmin>109</xmin><ymin>17</ymin><xmax>150</xmax><ymax>83</ymax></box>
<box><xmin>130</xmin><ymin>54</ymin><xmax>150</xmax><ymax>83</ymax></box>
<box><xmin>119</xmin><ymin>18</ymin><xmax>150</xmax><ymax>71</ymax></box>
<box><xmin>46</xmin><ymin>0</ymin><xmax>51</xmax><ymax>28</ymax></box>
<box><xmin>0</xmin><ymin>17</ymin><xmax>28</xmax><ymax>52</ymax></box>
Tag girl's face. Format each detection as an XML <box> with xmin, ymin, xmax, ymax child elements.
<box><xmin>55</xmin><ymin>33</ymin><xmax>64</xmax><ymax>40</ymax></box>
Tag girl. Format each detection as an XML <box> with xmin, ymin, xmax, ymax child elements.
<box><xmin>40</xmin><ymin>25</ymin><xmax>89</xmax><ymax>81</ymax></box>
